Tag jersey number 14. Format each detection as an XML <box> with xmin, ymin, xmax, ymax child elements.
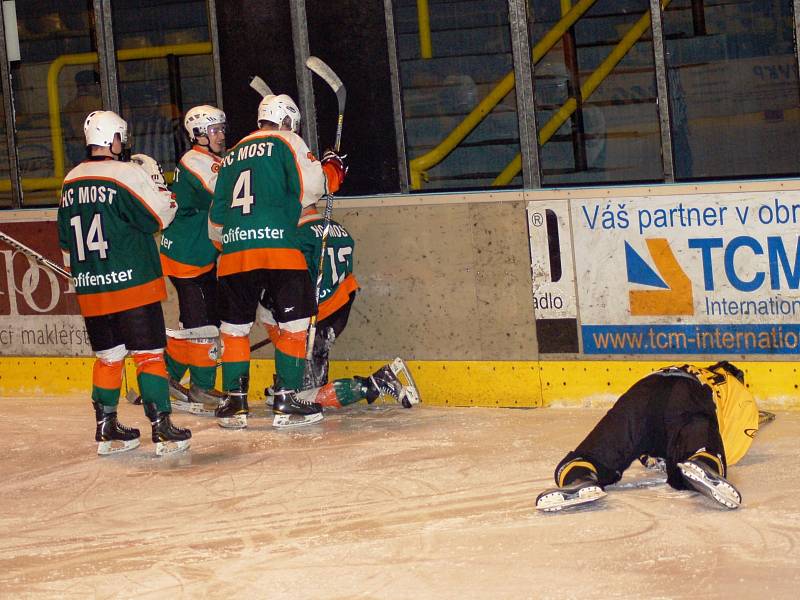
<box><xmin>70</xmin><ymin>214</ymin><xmax>108</xmax><ymax>261</ymax></box>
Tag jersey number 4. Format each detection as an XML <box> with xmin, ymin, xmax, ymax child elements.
<box><xmin>232</xmin><ymin>170</ymin><xmax>255</xmax><ymax>215</ymax></box>
<box><xmin>70</xmin><ymin>214</ymin><xmax>108</xmax><ymax>261</ymax></box>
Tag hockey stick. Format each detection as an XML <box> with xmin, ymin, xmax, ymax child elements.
<box><xmin>0</xmin><ymin>229</ymin><xmax>71</xmax><ymax>279</ymax></box>
<box><xmin>249</xmin><ymin>75</ymin><xmax>273</xmax><ymax>98</ymax></box>
<box><xmin>303</xmin><ymin>57</ymin><xmax>346</xmax><ymax>376</ymax></box>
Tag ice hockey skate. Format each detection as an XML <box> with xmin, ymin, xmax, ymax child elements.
<box><xmin>171</xmin><ymin>384</ymin><xmax>223</xmax><ymax>416</ymax></box>
<box><xmin>272</xmin><ymin>389</ymin><xmax>323</xmax><ymax>428</ymax></box>
<box><xmin>535</xmin><ymin>475</ymin><xmax>607</xmax><ymax>512</ymax></box>
<box><xmin>678</xmin><ymin>459</ymin><xmax>741</xmax><ymax>509</ymax></box>
<box><xmin>361</xmin><ymin>358</ymin><xmax>421</xmax><ymax>408</ymax></box>
<box><xmin>145</xmin><ymin>403</ymin><xmax>191</xmax><ymax>456</ymax></box>
<box><xmin>94</xmin><ymin>402</ymin><xmax>141</xmax><ymax>455</ymax></box>
<box><xmin>215</xmin><ymin>390</ymin><xmax>249</xmax><ymax>429</ymax></box>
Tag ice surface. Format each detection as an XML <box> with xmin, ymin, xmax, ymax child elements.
<box><xmin>1</xmin><ymin>397</ymin><xmax>798</xmax><ymax>598</ymax></box>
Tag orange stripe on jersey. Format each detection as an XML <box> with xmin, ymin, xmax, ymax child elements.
<box><xmin>77</xmin><ymin>278</ymin><xmax>167</xmax><ymax>317</ymax></box>
<box><xmin>318</xmin><ymin>274</ymin><xmax>359</xmax><ymax>322</ymax></box>
<box><xmin>220</xmin><ymin>333</ymin><xmax>250</xmax><ymax>363</ymax></box>
<box><xmin>93</xmin><ymin>358</ymin><xmax>124</xmax><ymax>390</ymax></box>
<box><xmin>160</xmin><ymin>254</ymin><xmax>215</xmax><ymax>278</ymax></box>
<box><xmin>217</xmin><ymin>247</ymin><xmax>307</xmax><ymax>276</ymax></box>
<box><xmin>133</xmin><ymin>352</ymin><xmax>168</xmax><ymax>378</ymax></box>
<box><xmin>274</xmin><ymin>328</ymin><xmax>307</xmax><ymax>359</ymax></box>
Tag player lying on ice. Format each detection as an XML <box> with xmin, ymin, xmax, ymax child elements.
<box><xmin>536</xmin><ymin>361</ymin><xmax>759</xmax><ymax>512</ymax></box>
<box><xmin>258</xmin><ymin>205</ymin><xmax>420</xmax><ymax>412</ymax></box>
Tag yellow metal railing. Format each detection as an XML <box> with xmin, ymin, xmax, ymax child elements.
<box><xmin>494</xmin><ymin>0</ymin><xmax>672</xmax><ymax>185</ymax></box>
<box><xmin>408</xmin><ymin>0</ymin><xmax>599</xmax><ymax>189</ymax></box>
<box><xmin>417</xmin><ymin>0</ymin><xmax>432</xmax><ymax>59</ymax></box>
<box><xmin>409</xmin><ymin>0</ymin><xmax>672</xmax><ymax>189</ymax></box>
<box><xmin>0</xmin><ymin>41</ymin><xmax>211</xmax><ymax>194</ymax></box>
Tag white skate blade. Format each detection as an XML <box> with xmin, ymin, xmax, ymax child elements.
<box><xmin>172</xmin><ymin>398</ymin><xmax>215</xmax><ymax>416</ymax></box>
<box><xmin>535</xmin><ymin>485</ymin><xmax>606</xmax><ymax>512</ymax></box>
<box><xmin>217</xmin><ymin>414</ymin><xmax>247</xmax><ymax>429</ymax></box>
<box><xmin>389</xmin><ymin>357</ymin><xmax>421</xmax><ymax>407</ymax></box>
<box><xmin>678</xmin><ymin>461</ymin><xmax>741</xmax><ymax>509</ymax></box>
<box><xmin>272</xmin><ymin>411</ymin><xmax>323</xmax><ymax>428</ymax></box>
<box><xmin>97</xmin><ymin>438</ymin><xmax>140</xmax><ymax>456</ymax></box>
<box><xmin>125</xmin><ymin>389</ymin><xmax>142</xmax><ymax>406</ymax></box>
<box><xmin>155</xmin><ymin>439</ymin><xmax>191</xmax><ymax>457</ymax></box>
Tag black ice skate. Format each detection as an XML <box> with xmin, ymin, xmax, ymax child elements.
<box><xmin>171</xmin><ymin>384</ymin><xmax>223</xmax><ymax>416</ymax></box>
<box><xmin>94</xmin><ymin>402</ymin><xmax>140</xmax><ymax>455</ymax></box>
<box><xmin>215</xmin><ymin>390</ymin><xmax>249</xmax><ymax>429</ymax></box>
<box><xmin>678</xmin><ymin>459</ymin><xmax>741</xmax><ymax>509</ymax></box>
<box><xmin>361</xmin><ymin>358</ymin><xmax>421</xmax><ymax>408</ymax></box>
<box><xmin>145</xmin><ymin>403</ymin><xmax>191</xmax><ymax>456</ymax></box>
<box><xmin>535</xmin><ymin>473</ymin><xmax>607</xmax><ymax>512</ymax></box>
<box><xmin>272</xmin><ymin>389</ymin><xmax>323</xmax><ymax>428</ymax></box>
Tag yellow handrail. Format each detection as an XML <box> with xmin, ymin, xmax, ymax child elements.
<box><xmin>408</xmin><ymin>0</ymin><xmax>599</xmax><ymax>189</ymax></box>
<box><xmin>417</xmin><ymin>0</ymin><xmax>432</xmax><ymax>59</ymax></box>
<box><xmin>0</xmin><ymin>41</ymin><xmax>211</xmax><ymax>194</ymax></box>
<box><xmin>493</xmin><ymin>0</ymin><xmax>672</xmax><ymax>185</ymax></box>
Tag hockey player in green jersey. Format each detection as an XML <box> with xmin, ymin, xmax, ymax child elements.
<box><xmin>258</xmin><ymin>205</ymin><xmax>420</xmax><ymax>410</ymax></box>
<box><xmin>160</xmin><ymin>105</ymin><xmax>227</xmax><ymax>415</ymax></box>
<box><xmin>58</xmin><ymin>110</ymin><xmax>192</xmax><ymax>456</ymax></box>
<box><xmin>209</xmin><ymin>94</ymin><xmax>347</xmax><ymax>429</ymax></box>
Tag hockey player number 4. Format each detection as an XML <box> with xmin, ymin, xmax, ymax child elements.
<box><xmin>232</xmin><ymin>170</ymin><xmax>255</xmax><ymax>215</ymax></box>
<box><xmin>70</xmin><ymin>214</ymin><xmax>109</xmax><ymax>261</ymax></box>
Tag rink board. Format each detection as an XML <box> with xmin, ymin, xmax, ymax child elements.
<box><xmin>1</xmin><ymin>357</ymin><xmax>797</xmax><ymax>409</ymax></box>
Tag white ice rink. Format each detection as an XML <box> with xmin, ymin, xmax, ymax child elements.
<box><xmin>1</xmin><ymin>397</ymin><xmax>799</xmax><ymax>599</ymax></box>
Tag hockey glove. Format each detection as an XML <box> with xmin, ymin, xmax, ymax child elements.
<box><xmin>321</xmin><ymin>148</ymin><xmax>347</xmax><ymax>194</ymax></box>
<box><xmin>131</xmin><ymin>153</ymin><xmax>167</xmax><ymax>190</ymax></box>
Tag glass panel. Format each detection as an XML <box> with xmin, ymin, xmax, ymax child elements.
<box><xmin>392</xmin><ymin>0</ymin><xmax>522</xmax><ymax>191</ymax></box>
<box><xmin>112</xmin><ymin>0</ymin><xmax>216</xmax><ymax>176</ymax></box>
<box><xmin>530</xmin><ymin>0</ymin><xmax>663</xmax><ymax>186</ymax></box>
<box><xmin>8</xmin><ymin>1</ymin><xmax>98</xmax><ymax>207</ymax></box>
<box><xmin>664</xmin><ymin>0</ymin><xmax>800</xmax><ymax>180</ymax></box>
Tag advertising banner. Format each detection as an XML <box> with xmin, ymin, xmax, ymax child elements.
<box><xmin>0</xmin><ymin>219</ymin><xmax>90</xmax><ymax>356</ymax></box>
<box><xmin>571</xmin><ymin>191</ymin><xmax>800</xmax><ymax>355</ymax></box>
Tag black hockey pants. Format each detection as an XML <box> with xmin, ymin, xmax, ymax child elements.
<box><xmin>557</xmin><ymin>373</ymin><xmax>726</xmax><ymax>490</ymax></box>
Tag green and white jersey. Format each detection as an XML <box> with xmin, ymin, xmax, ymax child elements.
<box><xmin>297</xmin><ymin>210</ymin><xmax>359</xmax><ymax>322</ymax></box>
<box><xmin>57</xmin><ymin>157</ymin><xmax>177</xmax><ymax>317</ymax></box>
<box><xmin>209</xmin><ymin>129</ymin><xmax>327</xmax><ymax>276</ymax></box>
<box><xmin>161</xmin><ymin>145</ymin><xmax>221</xmax><ymax>277</ymax></box>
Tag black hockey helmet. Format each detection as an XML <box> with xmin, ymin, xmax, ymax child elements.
<box><xmin>707</xmin><ymin>361</ymin><xmax>745</xmax><ymax>384</ymax></box>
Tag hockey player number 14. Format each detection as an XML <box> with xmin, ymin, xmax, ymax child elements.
<box><xmin>232</xmin><ymin>170</ymin><xmax>255</xmax><ymax>215</ymax></box>
<box><xmin>69</xmin><ymin>214</ymin><xmax>109</xmax><ymax>261</ymax></box>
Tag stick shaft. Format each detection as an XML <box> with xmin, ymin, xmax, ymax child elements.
<box><xmin>0</xmin><ymin>230</ymin><xmax>71</xmax><ymax>279</ymax></box>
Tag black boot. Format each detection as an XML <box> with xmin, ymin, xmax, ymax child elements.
<box><xmin>144</xmin><ymin>402</ymin><xmax>191</xmax><ymax>456</ymax></box>
<box><xmin>272</xmin><ymin>389</ymin><xmax>323</xmax><ymax>428</ymax></box>
<box><xmin>93</xmin><ymin>402</ymin><xmax>140</xmax><ymax>455</ymax></box>
<box><xmin>216</xmin><ymin>375</ymin><xmax>249</xmax><ymax>429</ymax></box>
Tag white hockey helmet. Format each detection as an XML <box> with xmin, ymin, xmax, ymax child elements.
<box><xmin>84</xmin><ymin>110</ymin><xmax>128</xmax><ymax>147</ymax></box>
<box><xmin>184</xmin><ymin>104</ymin><xmax>226</xmax><ymax>141</ymax></box>
<box><xmin>257</xmin><ymin>94</ymin><xmax>301</xmax><ymax>133</ymax></box>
